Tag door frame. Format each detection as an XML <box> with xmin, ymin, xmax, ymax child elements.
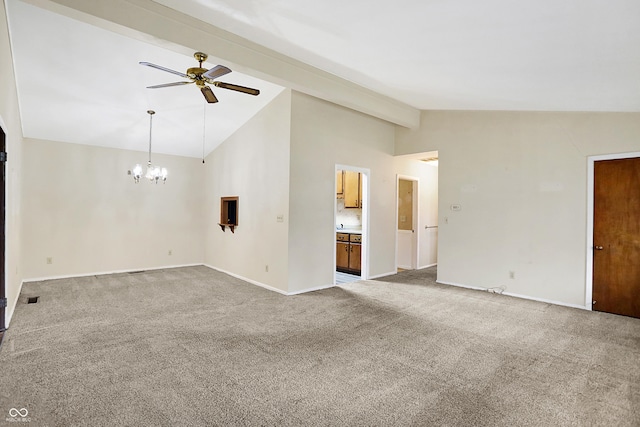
<box><xmin>586</xmin><ymin>151</ymin><xmax>640</xmax><ymax>311</ymax></box>
<box><xmin>396</xmin><ymin>175</ymin><xmax>419</xmax><ymax>271</ymax></box>
<box><xmin>334</xmin><ymin>164</ymin><xmax>370</xmax><ymax>283</ymax></box>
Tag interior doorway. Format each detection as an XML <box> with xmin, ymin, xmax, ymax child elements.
<box><xmin>591</xmin><ymin>156</ymin><xmax>640</xmax><ymax>318</ymax></box>
<box><xmin>334</xmin><ymin>165</ymin><xmax>369</xmax><ymax>285</ymax></box>
<box><xmin>1</xmin><ymin>125</ymin><xmax>6</xmax><ymax>333</ymax></box>
<box><xmin>585</xmin><ymin>152</ymin><xmax>640</xmax><ymax>317</ymax></box>
<box><xmin>397</xmin><ymin>176</ymin><xmax>418</xmax><ymax>270</ymax></box>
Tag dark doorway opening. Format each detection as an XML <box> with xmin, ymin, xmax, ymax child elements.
<box><xmin>1</xmin><ymin>125</ymin><xmax>6</xmax><ymax>333</ymax></box>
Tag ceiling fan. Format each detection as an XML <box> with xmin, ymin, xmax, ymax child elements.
<box><xmin>139</xmin><ymin>52</ymin><xmax>260</xmax><ymax>103</ymax></box>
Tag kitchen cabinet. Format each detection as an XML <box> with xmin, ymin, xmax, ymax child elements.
<box><xmin>336</xmin><ymin>241</ymin><xmax>350</xmax><ymax>271</ymax></box>
<box><xmin>336</xmin><ymin>232</ymin><xmax>361</xmax><ymax>275</ymax></box>
<box><xmin>336</xmin><ymin>170</ymin><xmax>344</xmax><ymax>197</ymax></box>
<box><xmin>344</xmin><ymin>171</ymin><xmax>362</xmax><ymax>208</ymax></box>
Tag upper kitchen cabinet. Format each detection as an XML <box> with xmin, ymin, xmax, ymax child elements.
<box><xmin>344</xmin><ymin>170</ymin><xmax>362</xmax><ymax>208</ymax></box>
<box><xmin>336</xmin><ymin>170</ymin><xmax>344</xmax><ymax>198</ymax></box>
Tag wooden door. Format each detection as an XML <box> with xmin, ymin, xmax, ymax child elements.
<box><xmin>344</xmin><ymin>171</ymin><xmax>360</xmax><ymax>208</ymax></box>
<box><xmin>593</xmin><ymin>158</ymin><xmax>640</xmax><ymax>318</ymax></box>
<box><xmin>336</xmin><ymin>242</ymin><xmax>350</xmax><ymax>271</ymax></box>
<box><xmin>349</xmin><ymin>244</ymin><xmax>362</xmax><ymax>272</ymax></box>
<box><xmin>397</xmin><ymin>178</ymin><xmax>416</xmax><ymax>270</ymax></box>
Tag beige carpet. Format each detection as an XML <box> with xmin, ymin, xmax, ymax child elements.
<box><xmin>1</xmin><ymin>265</ymin><xmax>639</xmax><ymax>426</ymax></box>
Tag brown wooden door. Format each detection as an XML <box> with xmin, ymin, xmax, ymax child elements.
<box><xmin>336</xmin><ymin>242</ymin><xmax>350</xmax><ymax>271</ymax></box>
<box><xmin>593</xmin><ymin>158</ymin><xmax>640</xmax><ymax>318</ymax></box>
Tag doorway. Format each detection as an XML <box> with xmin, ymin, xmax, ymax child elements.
<box><xmin>397</xmin><ymin>176</ymin><xmax>418</xmax><ymax>270</ymax></box>
<box><xmin>1</xmin><ymin>125</ymin><xmax>6</xmax><ymax>333</ymax></box>
<box><xmin>334</xmin><ymin>165</ymin><xmax>369</xmax><ymax>285</ymax></box>
<box><xmin>587</xmin><ymin>152</ymin><xmax>640</xmax><ymax>318</ymax></box>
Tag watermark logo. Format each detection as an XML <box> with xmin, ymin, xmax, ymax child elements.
<box><xmin>6</xmin><ymin>407</ymin><xmax>31</xmax><ymax>423</ymax></box>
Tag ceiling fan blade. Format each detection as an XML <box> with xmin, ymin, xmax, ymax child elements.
<box><xmin>213</xmin><ymin>81</ymin><xmax>260</xmax><ymax>96</ymax></box>
<box><xmin>139</xmin><ymin>61</ymin><xmax>189</xmax><ymax>79</ymax></box>
<box><xmin>203</xmin><ymin>65</ymin><xmax>232</xmax><ymax>81</ymax></box>
<box><xmin>201</xmin><ymin>86</ymin><xmax>219</xmax><ymax>103</ymax></box>
<box><xmin>146</xmin><ymin>81</ymin><xmax>194</xmax><ymax>89</ymax></box>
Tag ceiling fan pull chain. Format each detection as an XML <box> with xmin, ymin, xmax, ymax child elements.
<box><xmin>202</xmin><ymin>101</ymin><xmax>206</xmax><ymax>164</ymax></box>
<box><xmin>148</xmin><ymin>109</ymin><xmax>154</xmax><ymax>164</ymax></box>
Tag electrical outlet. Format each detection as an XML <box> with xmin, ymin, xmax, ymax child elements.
<box><xmin>46</xmin><ymin>257</ymin><xmax>52</xmax><ymax>265</ymax></box>
<box><xmin>265</xmin><ymin>265</ymin><xmax>269</xmax><ymax>272</ymax></box>
<box><xmin>168</xmin><ymin>249</ymin><xmax>172</xmax><ymax>256</ymax></box>
<box><xmin>509</xmin><ymin>271</ymin><xmax>515</xmax><ymax>279</ymax></box>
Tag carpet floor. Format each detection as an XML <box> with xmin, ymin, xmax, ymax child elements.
<box><xmin>1</xmin><ymin>265</ymin><xmax>639</xmax><ymax>426</ymax></box>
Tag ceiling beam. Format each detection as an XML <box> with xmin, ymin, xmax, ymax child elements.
<box><xmin>23</xmin><ymin>0</ymin><xmax>420</xmax><ymax>128</ymax></box>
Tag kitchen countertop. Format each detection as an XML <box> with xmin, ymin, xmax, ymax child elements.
<box><xmin>336</xmin><ymin>228</ymin><xmax>362</xmax><ymax>234</ymax></box>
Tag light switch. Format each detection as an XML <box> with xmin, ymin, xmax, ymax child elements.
<box><xmin>277</xmin><ymin>214</ymin><xmax>284</xmax><ymax>222</ymax></box>
<box><xmin>450</xmin><ymin>204</ymin><xmax>462</xmax><ymax>211</ymax></box>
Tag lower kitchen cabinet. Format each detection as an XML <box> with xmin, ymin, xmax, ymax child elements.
<box><xmin>336</xmin><ymin>232</ymin><xmax>361</xmax><ymax>275</ymax></box>
<box><xmin>349</xmin><ymin>243</ymin><xmax>361</xmax><ymax>272</ymax></box>
<box><xmin>336</xmin><ymin>241</ymin><xmax>350</xmax><ymax>271</ymax></box>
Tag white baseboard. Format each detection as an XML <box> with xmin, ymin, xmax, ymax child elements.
<box><xmin>22</xmin><ymin>263</ymin><xmax>203</xmax><ymax>283</ymax></box>
<box><xmin>288</xmin><ymin>283</ymin><xmax>335</xmax><ymax>295</ymax></box>
<box><xmin>436</xmin><ymin>280</ymin><xmax>588</xmax><ymax>310</ymax></box>
<box><xmin>502</xmin><ymin>291</ymin><xmax>588</xmax><ymax>310</ymax></box>
<box><xmin>418</xmin><ymin>263</ymin><xmax>437</xmax><ymax>269</ymax></box>
<box><xmin>436</xmin><ymin>280</ymin><xmax>486</xmax><ymax>292</ymax></box>
<box><xmin>368</xmin><ymin>271</ymin><xmax>397</xmax><ymax>279</ymax></box>
<box><xmin>203</xmin><ymin>264</ymin><xmax>288</xmax><ymax>296</ymax></box>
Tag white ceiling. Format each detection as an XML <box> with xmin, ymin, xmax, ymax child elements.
<box><xmin>5</xmin><ymin>0</ymin><xmax>285</xmax><ymax>158</ymax></box>
<box><xmin>5</xmin><ymin>0</ymin><xmax>640</xmax><ymax>158</ymax></box>
<box><xmin>155</xmin><ymin>0</ymin><xmax>640</xmax><ymax>112</ymax></box>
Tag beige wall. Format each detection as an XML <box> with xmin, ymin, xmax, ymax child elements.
<box><xmin>289</xmin><ymin>92</ymin><xmax>439</xmax><ymax>293</ymax></box>
<box><xmin>21</xmin><ymin>139</ymin><xmax>204</xmax><ymax>279</ymax></box>
<box><xmin>1</xmin><ymin>0</ymin><xmax>24</xmax><ymax>327</ymax></box>
<box><xmin>396</xmin><ymin>110</ymin><xmax>640</xmax><ymax>307</ymax></box>
<box><xmin>204</xmin><ymin>89</ymin><xmax>291</xmax><ymax>293</ymax></box>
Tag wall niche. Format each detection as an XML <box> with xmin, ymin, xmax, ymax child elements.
<box><xmin>219</xmin><ymin>196</ymin><xmax>239</xmax><ymax>233</ymax></box>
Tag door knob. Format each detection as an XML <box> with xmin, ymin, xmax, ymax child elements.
<box><xmin>594</xmin><ymin>246</ymin><xmax>604</xmax><ymax>250</ymax></box>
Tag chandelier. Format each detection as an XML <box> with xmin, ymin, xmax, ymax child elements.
<box><xmin>131</xmin><ymin>110</ymin><xmax>168</xmax><ymax>184</ymax></box>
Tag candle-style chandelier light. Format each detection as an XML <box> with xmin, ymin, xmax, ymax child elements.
<box><xmin>131</xmin><ymin>110</ymin><xmax>168</xmax><ymax>184</ymax></box>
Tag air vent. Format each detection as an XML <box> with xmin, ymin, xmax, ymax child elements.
<box><xmin>27</xmin><ymin>296</ymin><xmax>39</xmax><ymax>304</ymax></box>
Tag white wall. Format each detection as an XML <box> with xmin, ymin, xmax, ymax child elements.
<box><xmin>1</xmin><ymin>0</ymin><xmax>24</xmax><ymax>327</ymax></box>
<box><xmin>21</xmin><ymin>138</ymin><xmax>204</xmax><ymax>279</ymax></box>
<box><xmin>396</xmin><ymin>110</ymin><xmax>640</xmax><ymax>307</ymax></box>
<box><xmin>203</xmin><ymin>90</ymin><xmax>291</xmax><ymax>293</ymax></box>
<box><xmin>288</xmin><ymin>92</ymin><xmax>438</xmax><ymax>293</ymax></box>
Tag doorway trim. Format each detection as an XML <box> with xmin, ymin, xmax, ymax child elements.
<box><xmin>586</xmin><ymin>151</ymin><xmax>640</xmax><ymax>311</ymax></box>
<box><xmin>334</xmin><ymin>164</ymin><xmax>370</xmax><ymax>283</ymax></box>
<box><xmin>396</xmin><ymin>174</ymin><xmax>419</xmax><ymax>271</ymax></box>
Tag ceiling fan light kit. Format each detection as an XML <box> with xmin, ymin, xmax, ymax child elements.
<box><xmin>140</xmin><ymin>52</ymin><xmax>260</xmax><ymax>103</ymax></box>
<box><xmin>131</xmin><ymin>110</ymin><xmax>168</xmax><ymax>184</ymax></box>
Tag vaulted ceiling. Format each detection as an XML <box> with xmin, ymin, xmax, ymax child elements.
<box><xmin>6</xmin><ymin>0</ymin><xmax>640</xmax><ymax>158</ymax></box>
